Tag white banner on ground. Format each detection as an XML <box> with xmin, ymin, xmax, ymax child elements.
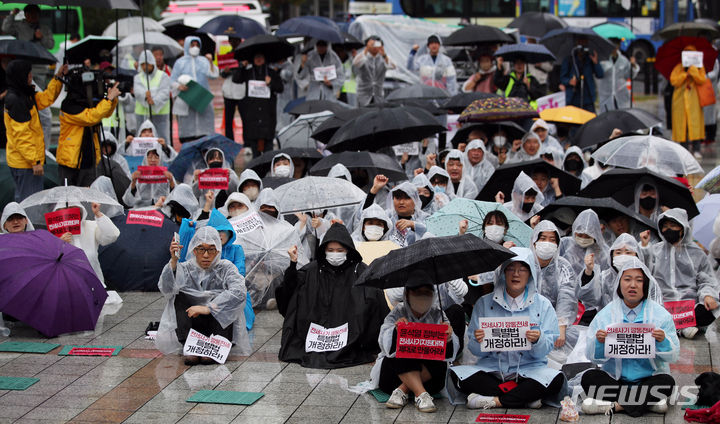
<box><xmin>479</xmin><ymin>316</ymin><xmax>531</xmax><ymax>352</ymax></box>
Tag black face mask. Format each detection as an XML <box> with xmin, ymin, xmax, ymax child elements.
<box><xmin>564</xmin><ymin>160</ymin><xmax>582</xmax><ymax>172</ymax></box>
<box><xmin>639</xmin><ymin>196</ymin><xmax>656</xmax><ymax>210</ymax></box>
<box><xmin>419</xmin><ymin>194</ymin><xmax>432</xmax><ymax>209</ymax></box>
<box><xmin>662</xmin><ymin>228</ymin><xmax>682</xmax><ymax>244</ymax></box>
<box><xmin>522</xmin><ymin>201</ymin><xmax>533</xmax><ymax>213</ymax></box>
<box><xmin>208</xmin><ymin>161</ymin><xmax>223</xmax><ymax>168</ymax></box>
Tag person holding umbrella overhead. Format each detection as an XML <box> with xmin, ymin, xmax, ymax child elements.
<box><xmin>494</xmin><ymin>57</ymin><xmax>544</xmax><ymax>108</ymax></box>
<box><xmin>298</xmin><ymin>39</ymin><xmax>345</xmax><ymax>101</ymax></box>
<box><xmin>597</xmin><ymin>38</ymin><xmax>639</xmax><ymax>112</ymax></box>
<box><xmin>408</xmin><ymin>35</ymin><xmax>458</xmax><ymax>94</ymax></box>
<box><xmin>560</xmin><ymin>36</ymin><xmax>604</xmax><ymax>113</ymax></box>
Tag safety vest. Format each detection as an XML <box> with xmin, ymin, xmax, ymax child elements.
<box><xmin>135</xmin><ymin>71</ymin><xmax>171</xmax><ymax>115</ymax></box>
<box><xmin>502</xmin><ymin>72</ymin><xmax>538</xmax><ymax>109</ymax></box>
<box><xmin>102</xmin><ymin>103</ymin><xmax>125</xmax><ymax>129</ymax></box>
<box><xmin>341</xmin><ymin>60</ymin><xmax>356</xmax><ymax>94</ymax></box>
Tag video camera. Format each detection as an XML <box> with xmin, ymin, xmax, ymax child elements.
<box><xmin>60</xmin><ymin>66</ymin><xmax>133</xmax><ymax>107</ymax></box>
<box><xmin>574</xmin><ymin>45</ymin><xmax>591</xmax><ymax>56</ymax></box>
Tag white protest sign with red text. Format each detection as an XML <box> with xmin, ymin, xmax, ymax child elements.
<box><xmin>604</xmin><ymin>323</ymin><xmax>655</xmax><ymax>359</ymax></box>
<box><xmin>479</xmin><ymin>317</ymin><xmax>531</xmax><ymax>352</ymax></box>
<box><xmin>305</xmin><ymin>322</ymin><xmax>348</xmax><ymax>353</ymax></box>
<box><xmin>182</xmin><ymin>329</ymin><xmax>232</xmax><ymax>364</ymax></box>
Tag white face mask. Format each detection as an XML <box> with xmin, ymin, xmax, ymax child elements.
<box><xmin>243</xmin><ymin>186</ymin><xmax>259</xmax><ymax>201</ymax></box>
<box><xmin>188</xmin><ymin>46</ymin><xmax>201</xmax><ymax>57</ymax></box>
<box><xmin>325</xmin><ymin>251</ymin><xmax>347</xmax><ymax>266</ymax></box>
<box><xmin>274</xmin><ymin>165</ymin><xmax>291</xmax><ymax>178</ymax></box>
<box><xmin>574</xmin><ymin>235</ymin><xmax>595</xmax><ymax>248</ymax></box>
<box><xmin>484</xmin><ymin>225</ymin><xmax>505</xmax><ymax>243</ymax></box>
<box><xmin>534</xmin><ymin>241</ymin><xmax>558</xmax><ymax>260</ymax></box>
<box><xmin>612</xmin><ymin>254</ymin><xmax>635</xmax><ymax>270</ymax></box>
<box><xmin>493</xmin><ymin>136</ymin><xmax>507</xmax><ymax>147</ymax></box>
<box><xmin>363</xmin><ymin>225</ymin><xmax>384</xmax><ymax>241</ymax></box>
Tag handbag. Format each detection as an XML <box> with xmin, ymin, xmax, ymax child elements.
<box><xmin>698</xmin><ymin>77</ymin><xmax>716</xmax><ymax>107</ymax></box>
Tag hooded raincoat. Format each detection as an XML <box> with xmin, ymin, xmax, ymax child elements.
<box><xmin>191</xmin><ymin>148</ymin><xmax>240</xmax><ymax>207</ymax></box>
<box><xmin>170</xmin><ymin>36</ymin><xmax>219</xmax><ymax>139</ymax></box>
<box><xmin>427</xmin><ymin>165</ymin><xmax>456</xmax><ymax>202</ymax></box>
<box><xmin>444</xmin><ymin>149</ymin><xmax>479</xmax><ymax>199</ymax></box>
<box><xmin>464</xmin><ymin>139</ymin><xmax>495</xmax><ymax>192</ymax></box>
<box><xmin>134</xmin><ymin>50</ymin><xmax>171</xmax><ymax>142</ymax></box>
<box><xmin>597</xmin><ymin>52</ymin><xmax>639</xmax><ymax>112</ymax></box>
<box><xmin>328</xmin><ymin>163</ymin><xmax>358</xmax><ymax>230</ymax></box>
<box><xmin>559</xmin><ymin>209</ymin><xmax>611</xmax><ymax>277</ymax></box>
<box><xmin>268</xmin><ymin>153</ymin><xmax>294</xmax><ymax>178</ymax></box>
<box><xmin>503</xmin><ymin>171</ymin><xmax>544</xmax><ymax>222</ymax></box>
<box><xmin>448</xmin><ymin>247</ymin><xmax>562</xmax><ymax>404</ymax></box>
<box><xmin>670</xmin><ymin>53</ymin><xmax>706</xmax><ymax>143</ymax></box>
<box><xmin>633</xmin><ymin>180</ymin><xmax>662</xmax><ymax>222</ymax></box>
<box><xmin>162</xmin><ymin>184</ymin><xmax>201</xmax><ymax>222</ymax></box>
<box><xmin>156</xmin><ymin>226</ymin><xmax>250</xmax><ymax>355</ymax></box>
<box><xmin>412</xmin><ymin>172</ymin><xmax>448</xmax><ymax>215</ymax></box>
<box><xmin>350</xmin><ymin>203</ymin><xmax>393</xmax><ymax>243</ymax></box>
<box><xmin>385</xmin><ymin>182</ymin><xmax>429</xmax><ymax>247</ymax></box>
<box><xmin>563</xmin><ymin>146</ymin><xmax>592</xmax><ymax>189</ymax></box>
<box><xmin>586</xmin><ymin>258</ymin><xmax>679</xmax><ymax>382</ymax></box>
<box><xmin>122</xmin><ymin>141</ymin><xmax>175</xmax><ymax>208</ymax></box>
<box><xmin>352</xmin><ymin>46</ymin><xmax>389</xmax><ymax>106</ymax></box>
<box><xmin>238</xmin><ymin>169</ymin><xmax>263</xmax><ymax>205</ymax></box>
<box><xmin>297</xmin><ymin>45</ymin><xmax>345</xmax><ymax>100</ymax></box>
<box><xmin>0</xmin><ymin>202</ymin><xmax>34</xmax><ymax>233</ymax></box>
<box><xmin>120</xmin><ymin>120</ymin><xmax>177</xmax><ymax>163</ymax></box>
<box><xmin>508</xmin><ymin>133</ymin><xmax>542</xmax><ymax>164</ymax></box>
<box><xmin>277</xmin><ymin>223</ymin><xmax>389</xmax><ymax>368</ymax></box>
<box><xmin>530</xmin><ymin>119</ymin><xmax>564</xmax><ymax>152</ymax></box>
<box><xmin>100</xmin><ymin>130</ymin><xmax>131</xmax><ymax>178</ymax></box>
<box><xmin>407</xmin><ymin>37</ymin><xmax>458</xmax><ymax>94</ymax></box>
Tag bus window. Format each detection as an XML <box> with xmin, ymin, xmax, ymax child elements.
<box><xmin>471</xmin><ymin>0</ymin><xmax>515</xmax><ymax>16</ymax></box>
<box><xmin>521</xmin><ymin>0</ymin><xmax>551</xmax><ymax>13</ymax></box>
<box><xmin>398</xmin><ymin>0</ymin><xmax>465</xmax><ymax>17</ymax></box>
<box><xmin>587</xmin><ymin>0</ymin><xmax>660</xmax><ymax>18</ymax></box>
<box><xmin>40</xmin><ymin>8</ymin><xmax>79</xmax><ymax>34</ymax></box>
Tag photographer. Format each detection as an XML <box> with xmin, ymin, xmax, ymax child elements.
<box><xmin>560</xmin><ymin>36</ymin><xmax>604</xmax><ymax>113</ymax></box>
<box><xmin>5</xmin><ymin>60</ymin><xmax>67</xmax><ymax>201</ymax></box>
<box><xmin>57</xmin><ymin>70</ymin><xmax>120</xmax><ymax>187</ymax></box>
<box><xmin>353</xmin><ymin>35</ymin><xmax>392</xmax><ymax>106</ymax></box>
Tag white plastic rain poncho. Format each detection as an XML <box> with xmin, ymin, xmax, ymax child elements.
<box><xmin>219</xmin><ymin>192</ymin><xmax>254</xmax><ymax>219</ymax></box>
<box><xmin>255</xmin><ymin>188</ymin><xmax>281</xmax><ymax>218</ymax></box>
<box><xmin>156</xmin><ymin>226</ymin><xmax>250</xmax><ymax>355</ymax></box>
<box><xmin>508</xmin><ymin>133</ymin><xmax>542</xmax><ymax>164</ymax></box>
<box><xmin>412</xmin><ymin>172</ymin><xmax>448</xmax><ymax>215</ymax></box>
<box><xmin>584</xmin><ymin>233</ymin><xmax>652</xmax><ymax>311</ymax></box>
<box><xmin>120</xmin><ymin>120</ymin><xmax>178</xmax><ymax>163</ymax></box>
<box><xmin>704</xmin><ymin>59</ymin><xmax>719</xmax><ymax>127</ymax></box>
<box><xmin>448</xmin><ymin>247</ymin><xmax>562</xmax><ymax>404</ymax></box>
<box><xmin>122</xmin><ymin>141</ymin><xmax>175</xmax><ymax>208</ymax></box>
<box><xmin>633</xmin><ymin>180</ymin><xmax>662</xmax><ymax>222</ymax></box>
<box><xmin>134</xmin><ymin>50</ymin><xmax>171</xmax><ymax>142</ymax></box>
<box><xmin>268</xmin><ymin>153</ymin><xmax>295</xmax><ymax>178</ymax></box>
<box><xmin>327</xmin><ymin>163</ymin><xmax>358</xmax><ymax>232</ymax></box>
<box><xmin>369</xmin><ymin>286</ymin><xmax>459</xmax><ymax>390</ymax></box>
<box><xmin>101</xmin><ymin>130</ymin><xmax>131</xmax><ymax>178</ymax></box>
<box><xmin>444</xmin><ymin>149</ymin><xmax>479</xmax><ymax>199</ymax></box>
<box><xmin>297</xmin><ymin>44</ymin><xmax>345</xmax><ymax>100</ymax></box>
<box><xmin>642</xmin><ymin>208</ymin><xmax>720</xmax><ymax>304</ymax></box>
<box><xmin>162</xmin><ymin>184</ymin><xmax>201</xmax><ymax>221</ymax></box>
<box><xmin>170</xmin><ymin>36</ymin><xmax>218</xmax><ymax>139</ymax></box>
<box><xmin>597</xmin><ymin>53</ymin><xmax>639</xmax><ymax>112</ymax></box>
<box><xmin>406</xmin><ymin>36</ymin><xmax>458</xmax><ymax>94</ymax></box>
<box><xmin>531</xmin><ymin>119</ymin><xmax>564</xmax><ymax>152</ymax></box>
<box><xmin>351</xmin><ymin>203</ymin><xmax>393</xmax><ymax>243</ymax></box>
<box><xmin>585</xmin><ymin>258</ymin><xmax>678</xmax><ymax>381</ymax></box>
<box><xmin>464</xmin><ymin>139</ymin><xmax>495</xmax><ymax>192</ymax></box>
<box><xmin>710</xmin><ymin>213</ymin><xmax>720</xmax><ymax>261</ymax></box>
<box><xmin>238</xmin><ymin>169</ymin><xmax>264</xmax><ymax>205</ymax></box>
<box><xmin>503</xmin><ymin>171</ymin><xmax>544</xmax><ymax>221</ymax></box>
<box><xmin>559</xmin><ymin>209</ymin><xmax>611</xmax><ymax>277</ymax></box>
<box><xmin>190</xmin><ymin>148</ymin><xmax>240</xmax><ymax>205</ymax></box>
<box><xmin>563</xmin><ymin>146</ymin><xmax>593</xmax><ymax>189</ymax></box>
<box><xmin>52</xmin><ymin>202</ymin><xmax>120</xmax><ymax>289</ymax></box>
<box><xmin>273</xmin><ymin>60</ymin><xmax>294</xmax><ymax>130</ymax></box>
<box><xmin>90</xmin><ymin>176</ymin><xmax>119</xmax><ymax>202</ymax></box>
<box><xmin>427</xmin><ymin>165</ymin><xmax>456</xmax><ymax>201</ymax></box>
<box><xmin>0</xmin><ymin>202</ymin><xmax>34</xmax><ymax>233</ymax></box>
<box><xmin>384</xmin><ymin>182</ymin><xmax>429</xmax><ymax>246</ymax></box>
<box><xmin>352</xmin><ymin>45</ymin><xmax>389</xmax><ymax>106</ymax></box>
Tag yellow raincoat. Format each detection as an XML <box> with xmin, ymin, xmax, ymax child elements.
<box><xmin>57</xmin><ymin>98</ymin><xmax>117</xmax><ymax>169</ymax></box>
<box><xmin>670</xmin><ymin>60</ymin><xmax>706</xmax><ymax>143</ymax></box>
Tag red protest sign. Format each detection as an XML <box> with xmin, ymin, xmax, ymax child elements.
<box><xmin>198</xmin><ymin>168</ymin><xmax>230</xmax><ymax>190</ymax></box>
<box><xmin>67</xmin><ymin>347</ymin><xmax>116</xmax><ymax>356</ymax></box>
<box><xmin>476</xmin><ymin>413</ymin><xmax>530</xmax><ymax>423</ymax></box>
<box><xmin>44</xmin><ymin>207</ymin><xmax>82</xmax><ymax>237</ymax></box>
<box><xmin>574</xmin><ymin>301</ymin><xmax>586</xmax><ymax>325</ymax></box>
<box><xmin>396</xmin><ymin>322</ymin><xmax>447</xmax><ymax>361</ymax></box>
<box><xmin>138</xmin><ymin>166</ymin><xmax>168</xmax><ymax>184</ymax></box>
<box><xmin>126</xmin><ymin>210</ymin><xmax>164</xmax><ymax>227</ymax></box>
<box><xmin>664</xmin><ymin>300</ymin><xmax>696</xmax><ymax>329</ymax></box>
<box><xmin>217</xmin><ymin>51</ymin><xmax>239</xmax><ymax>70</ymax></box>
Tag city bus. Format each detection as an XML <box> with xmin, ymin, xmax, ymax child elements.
<box><xmin>0</xmin><ymin>3</ymin><xmax>84</xmax><ymax>54</ymax></box>
<box><xmin>349</xmin><ymin>0</ymin><xmax>717</xmax><ymax>64</ymax></box>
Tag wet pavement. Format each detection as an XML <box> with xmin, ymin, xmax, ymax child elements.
<box><xmin>0</xmin><ymin>292</ymin><xmax>718</xmax><ymax>423</ymax></box>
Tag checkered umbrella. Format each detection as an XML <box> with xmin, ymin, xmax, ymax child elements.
<box><xmin>354</xmin><ymin>234</ymin><xmax>515</xmax><ymax>289</ymax></box>
<box><xmin>458</xmin><ymin>97</ymin><xmax>538</xmax><ymax>123</ymax></box>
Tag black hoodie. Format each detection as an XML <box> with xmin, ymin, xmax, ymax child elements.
<box><xmin>5</xmin><ymin>60</ymin><xmax>36</xmax><ymax>123</ymax></box>
<box><xmin>277</xmin><ymin>223</ymin><xmax>389</xmax><ymax>369</ymax></box>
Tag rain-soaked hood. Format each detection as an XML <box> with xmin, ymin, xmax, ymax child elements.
<box><xmin>492</xmin><ymin>247</ymin><xmax>539</xmax><ymax>312</ymax></box>
<box><xmin>465</xmin><ymin>139</ymin><xmax>489</xmax><ymax>166</ymax></box>
<box><xmin>318</xmin><ymin>222</ymin><xmax>362</xmax><ymax>265</ymax></box>
<box><xmin>511</xmin><ymin>171</ymin><xmax>544</xmax><ymax>215</ymax></box>
<box><xmin>220</xmin><ymin>192</ymin><xmax>255</xmax><ymax>217</ymax></box>
<box><xmin>657</xmin><ymin>207</ymin><xmax>692</xmax><ymax>245</ymax></box>
<box><xmin>183</xmin><ymin>35</ymin><xmax>202</xmax><ymax>56</ymax></box>
<box><xmin>530</xmin><ymin>219</ymin><xmax>561</xmax><ymax>261</ymax></box>
<box><xmin>360</xmin><ymin>203</ymin><xmax>393</xmax><ymax>232</ymax></box>
<box><xmin>1</xmin><ymin>202</ymin><xmax>34</xmax><ymax>233</ymax></box>
<box><xmin>256</xmin><ymin>188</ymin><xmax>281</xmax><ymax>219</ymax></box>
<box><xmin>137</xmin><ymin>119</ymin><xmax>158</xmax><ymax>138</ymax></box>
<box><xmin>162</xmin><ymin>184</ymin><xmax>200</xmax><ymax>219</ymax></box>
<box><xmin>571</xmin><ymin>209</ymin><xmax>608</xmax><ymax>251</ymax></box>
<box><xmin>386</xmin><ymin>182</ymin><xmax>421</xmax><ymax>217</ymax></box>
<box><xmin>207</xmin><ymin>208</ymin><xmax>236</xmax><ymax>246</ymax></box>
<box><xmin>270</xmin><ymin>153</ymin><xmax>295</xmax><ymax>178</ymax></box>
<box><xmin>328</xmin><ymin>163</ymin><xmax>351</xmax><ymax>181</ymax></box>
<box><xmin>204</xmin><ymin>147</ymin><xmax>227</xmax><ymax>168</ymax></box>
<box><xmin>608</xmin><ymin>232</ymin><xmax>644</xmax><ymax>263</ymax></box>
<box><xmin>563</xmin><ymin>146</ymin><xmax>587</xmax><ymax>173</ymax></box>
<box><xmin>611</xmin><ymin>256</ymin><xmax>663</xmax><ymax>305</ymax></box>
<box><xmin>137</xmin><ymin>49</ymin><xmax>157</xmax><ymax>76</ymax></box>
<box><xmin>427</xmin><ymin>165</ymin><xmax>455</xmax><ymax>197</ymax></box>
<box><xmin>238</xmin><ymin>169</ymin><xmax>263</xmax><ymax>192</ymax></box>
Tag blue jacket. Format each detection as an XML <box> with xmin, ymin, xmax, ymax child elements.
<box><xmin>560</xmin><ymin>52</ymin><xmax>604</xmax><ymax>106</ymax></box>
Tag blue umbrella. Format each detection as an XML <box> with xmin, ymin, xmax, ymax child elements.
<box><xmin>692</xmin><ymin>194</ymin><xmax>720</xmax><ymax>249</ymax></box>
<box><xmin>276</xmin><ymin>16</ymin><xmax>343</xmax><ymax>44</ymax></box>
<box><xmin>425</xmin><ymin>198</ymin><xmax>534</xmax><ymax>247</ymax></box>
<box><xmin>168</xmin><ymin>134</ymin><xmax>243</xmax><ymax>181</ymax></box>
<box><xmin>197</xmin><ymin>15</ymin><xmax>268</xmax><ymax>38</ymax></box>
<box><xmin>493</xmin><ymin>43</ymin><xmax>556</xmax><ymax>64</ymax></box>
<box><xmin>540</xmin><ymin>26</ymin><xmax>615</xmax><ymax>61</ymax></box>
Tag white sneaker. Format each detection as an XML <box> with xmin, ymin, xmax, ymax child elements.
<box><xmin>682</xmin><ymin>327</ymin><xmax>698</xmax><ymax>339</ymax></box>
<box><xmin>467</xmin><ymin>393</ymin><xmax>497</xmax><ymax>409</ymax></box>
<box><xmin>415</xmin><ymin>392</ymin><xmax>437</xmax><ymax>413</ymax></box>
<box><xmin>265</xmin><ymin>298</ymin><xmax>277</xmax><ymax>310</ymax></box>
<box><xmin>385</xmin><ymin>388</ymin><xmax>408</xmax><ymax>409</ymax></box>
<box><xmin>648</xmin><ymin>398</ymin><xmax>668</xmax><ymax>414</ymax></box>
<box><xmin>526</xmin><ymin>399</ymin><xmax>542</xmax><ymax>409</ymax></box>
<box><xmin>582</xmin><ymin>398</ymin><xmax>615</xmax><ymax>415</ymax></box>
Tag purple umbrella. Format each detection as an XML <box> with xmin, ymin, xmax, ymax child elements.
<box><xmin>0</xmin><ymin>230</ymin><xmax>107</xmax><ymax>337</ymax></box>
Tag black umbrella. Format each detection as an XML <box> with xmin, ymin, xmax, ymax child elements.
<box><xmin>246</xmin><ymin>148</ymin><xmax>323</xmax><ymax>177</ymax></box>
<box><xmin>355</xmin><ymin>234</ymin><xmax>515</xmax><ymax>289</ymax></box>
<box><xmin>163</xmin><ymin>24</ymin><xmax>216</xmax><ymax>58</ymax></box>
<box><xmin>276</xmin><ymin>16</ymin><xmax>343</xmax><ymax>44</ymax></box>
<box><xmin>540</xmin><ymin>27</ymin><xmax>616</xmax><ymax>61</ymax></box>
<box><xmin>577</xmin><ymin>168</ymin><xmax>699</xmax><ymax>218</ymax></box>
<box><xmin>234</xmin><ymin>34</ymin><xmax>294</xmax><ymax>63</ymax></box>
<box><xmin>326</xmin><ymin>106</ymin><xmax>446</xmax><ymax>153</ymax></box>
<box><xmin>22</xmin><ymin>0</ymin><xmax>138</xmax><ymax>7</ymax></box>
<box><xmin>375</xmin><ymin>99</ymin><xmax>446</xmax><ymax>116</ymax></box>
<box><xmin>386</xmin><ymin>84</ymin><xmax>450</xmax><ymax>101</ymax></box>
<box><xmin>262</xmin><ymin>176</ymin><xmax>293</xmax><ymax>189</ymax></box>
<box><xmin>311</xmin><ymin>108</ymin><xmax>373</xmax><ymax>144</ymax></box>
<box><xmin>65</xmin><ymin>36</ymin><xmax>118</xmax><ymax>65</ymax></box>
<box><xmin>508</xmin><ymin>12</ymin><xmax>567</xmax><ymax>39</ymax></box>
<box><xmin>445</xmin><ymin>25</ymin><xmax>514</xmax><ymax>46</ymax></box>
<box><xmin>0</xmin><ymin>38</ymin><xmax>56</xmax><ymax>64</ymax></box>
<box><xmin>531</xmin><ymin>196</ymin><xmax>657</xmax><ymax>235</ymax></box>
<box><xmin>653</xmin><ymin>21</ymin><xmax>720</xmax><ymax>41</ymax></box>
<box><xmin>309</xmin><ymin>151</ymin><xmax>407</xmax><ymax>182</ymax></box>
<box><xmin>339</xmin><ymin>32</ymin><xmax>364</xmax><ymax>50</ymax></box>
<box><xmin>98</xmin><ymin>213</ymin><xmax>178</xmax><ymax>291</ymax></box>
<box><xmin>493</xmin><ymin>43</ymin><xmax>556</xmax><ymax>64</ymax></box>
<box><xmin>197</xmin><ymin>15</ymin><xmax>268</xmax><ymax>38</ymax></box>
<box><xmin>288</xmin><ymin>99</ymin><xmax>351</xmax><ymax>116</ymax></box>
<box><xmin>443</xmin><ymin>92</ymin><xmax>499</xmax><ymax>114</ymax></box>
<box><xmin>451</xmin><ymin>121</ymin><xmax>525</xmax><ymax>148</ymax></box>
<box><xmin>571</xmin><ymin>108</ymin><xmax>663</xmax><ymax>148</ymax></box>
<box><xmin>476</xmin><ymin>159</ymin><xmax>582</xmax><ymax>202</ymax></box>
<box><xmin>95</xmin><ymin>158</ymin><xmax>131</xmax><ymax>207</ymax></box>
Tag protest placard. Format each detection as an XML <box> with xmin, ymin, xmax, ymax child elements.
<box><xmin>313</xmin><ymin>65</ymin><xmax>337</xmax><ymax>81</ymax></box>
<box><xmin>44</xmin><ymin>207</ymin><xmax>82</xmax><ymax>237</ymax></box>
<box><xmin>664</xmin><ymin>300</ymin><xmax>696</xmax><ymax>330</ymax></box>
<box><xmin>475</xmin><ymin>413</ymin><xmax>530</xmax><ymax>423</ymax></box>
<box><xmin>479</xmin><ymin>317</ymin><xmax>531</xmax><ymax>352</ymax></box>
<box><xmin>682</xmin><ymin>51</ymin><xmax>704</xmax><ymax>68</ymax></box>
<box><xmin>126</xmin><ymin>210</ymin><xmax>165</xmax><ymax>227</ymax></box>
<box><xmin>535</xmin><ymin>92</ymin><xmax>565</xmax><ymax>112</ymax></box>
<box><xmin>229</xmin><ymin>212</ymin><xmax>263</xmax><ymax>235</ymax></box>
<box><xmin>247</xmin><ymin>80</ymin><xmax>271</xmax><ymax>99</ymax></box>
<box><xmin>392</xmin><ymin>142</ymin><xmax>420</xmax><ymax>156</ymax></box>
<box><xmin>183</xmin><ymin>329</ymin><xmax>232</xmax><ymax>364</ymax></box>
<box><xmin>127</xmin><ymin>137</ymin><xmax>158</xmax><ymax>156</ymax></box>
<box><xmin>198</xmin><ymin>168</ymin><xmax>230</xmax><ymax>190</ymax></box>
<box><xmin>396</xmin><ymin>322</ymin><xmax>447</xmax><ymax>361</ymax></box>
<box><xmin>68</xmin><ymin>347</ymin><xmax>116</xmax><ymax>356</ymax></box>
<box><xmin>217</xmin><ymin>51</ymin><xmax>239</xmax><ymax>70</ymax></box>
<box><xmin>305</xmin><ymin>322</ymin><xmax>348</xmax><ymax>352</ymax></box>
<box><xmin>138</xmin><ymin>166</ymin><xmax>168</xmax><ymax>184</ymax></box>
<box><xmin>604</xmin><ymin>323</ymin><xmax>656</xmax><ymax>359</ymax></box>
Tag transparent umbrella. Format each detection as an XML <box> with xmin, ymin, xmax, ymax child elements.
<box><xmin>102</xmin><ymin>17</ymin><xmax>165</xmax><ymax>38</ymax></box>
<box><xmin>697</xmin><ymin>164</ymin><xmax>720</xmax><ymax>193</ymax></box>
<box><xmin>273</xmin><ymin>176</ymin><xmax>366</xmax><ymax>214</ymax></box>
<box><xmin>115</xmin><ymin>32</ymin><xmax>183</xmax><ymax>65</ymax></box>
<box><xmin>591</xmin><ymin>134</ymin><xmax>703</xmax><ymax>176</ymax></box>
<box><xmin>19</xmin><ymin>186</ymin><xmax>124</xmax><ymax>226</ymax></box>
<box><xmin>277</xmin><ymin>111</ymin><xmax>333</xmax><ymax>149</ymax></box>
